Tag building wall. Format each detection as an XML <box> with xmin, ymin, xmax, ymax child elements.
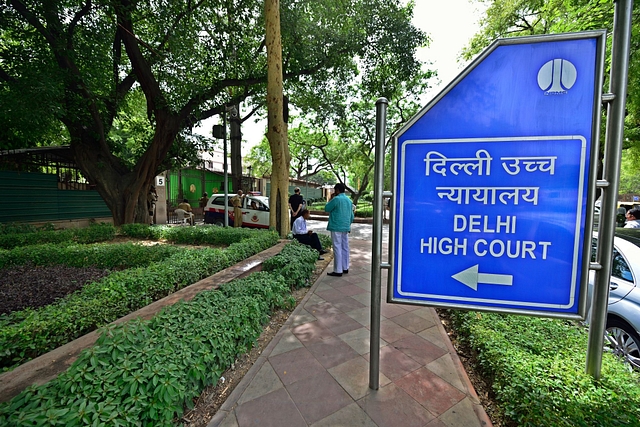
<box><xmin>0</xmin><ymin>170</ymin><xmax>112</xmax><ymax>224</ymax></box>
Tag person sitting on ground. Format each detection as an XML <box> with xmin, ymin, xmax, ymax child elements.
<box><xmin>624</xmin><ymin>208</ymin><xmax>640</xmax><ymax>229</ymax></box>
<box><xmin>177</xmin><ymin>198</ymin><xmax>195</xmax><ymax>225</ymax></box>
<box><xmin>292</xmin><ymin>209</ymin><xmax>328</xmax><ymax>259</ymax></box>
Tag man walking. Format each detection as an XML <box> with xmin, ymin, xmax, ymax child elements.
<box><xmin>325</xmin><ymin>183</ymin><xmax>354</xmax><ymax>277</ymax></box>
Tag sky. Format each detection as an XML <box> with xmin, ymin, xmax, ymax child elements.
<box><xmin>194</xmin><ymin>0</ymin><xmax>487</xmax><ymax>151</ymax></box>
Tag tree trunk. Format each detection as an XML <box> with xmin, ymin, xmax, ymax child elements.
<box><xmin>265</xmin><ymin>0</ymin><xmax>290</xmax><ymax>237</ymax></box>
<box><xmin>230</xmin><ymin>102</ymin><xmax>243</xmax><ymax>192</ymax></box>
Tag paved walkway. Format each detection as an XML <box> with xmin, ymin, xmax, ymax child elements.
<box><xmin>208</xmin><ymin>238</ymin><xmax>492</xmax><ymax>427</ymax></box>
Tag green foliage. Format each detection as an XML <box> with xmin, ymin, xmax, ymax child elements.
<box><xmin>0</xmin><ymin>272</ymin><xmax>292</xmax><ymax>426</ymax></box>
<box><xmin>446</xmin><ymin>310</ymin><xmax>640</xmax><ymax>426</ymax></box>
<box><xmin>0</xmin><ymin>238</ymin><xmax>320</xmax><ymax>426</ymax></box>
<box><xmin>262</xmin><ymin>241</ymin><xmax>319</xmax><ymax>289</ymax></box>
<box><xmin>0</xmin><ymin>242</ymin><xmax>181</xmax><ymax>270</ymax></box>
<box><xmin>318</xmin><ymin>233</ymin><xmax>332</xmax><ymax>250</ymax></box>
<box><xmin>0</xmin><ymin>230</ymin><xmax>279</xmax><ymax>370</ymax></box>
<box><xmin>0</xmin><ymin>223</ymin><xmax>116</xmax><ymax>249</ymax></box>
<box><xmin>120</xmin><ymin>224</ymin><xmax>264</xmax><ymax>246</ymax></box>
<box><xmin>355</xmin><ymin>204</ymin><xmax>373</xmax><ymax>218</ymax></box>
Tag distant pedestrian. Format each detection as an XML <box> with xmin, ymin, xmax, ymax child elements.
<box><xmin>198</xmin><ymin>192</ymin><xmax>208</xmax><ymax>220</ymax></box>
<box><xmin>177</xmin><ymin>198</ymin><xmax>194</xmax><ymax>225</ymax></box>
<box><xmin>231</xmin><ymin>190</ymin><xmax>245</xmax><ymax>227</ymax></box>
<box><xmin>325</xmin><ymin>183</ymin><xmax>354</xmax><ymax>277</ymax></box>
<box><xmin>288</xmin><ymin>187</ymin><xmax>304</xmax><ymax>228</ymax></box>
<box><xmin>147</xmin><ymin>185</ymin><xmax>158</xmax><ymax>224</ymax></box>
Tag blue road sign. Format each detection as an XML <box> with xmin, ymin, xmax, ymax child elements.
<box><xmin>390</xmin><ymin>32</ymin><xmax>605</xmax><ymax>317</ymax></box>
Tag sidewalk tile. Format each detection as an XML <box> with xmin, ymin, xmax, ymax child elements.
<box><xmin>235</xmin><ymin>388</ymin><xmax>306</xmax><ymax>427</ymax></box>
<box><xmin>426</xmin><ymin>354</ymin><xmax>466</xmax><ymax>393</ymax></box>
<box><xmin>351</xmin><ymin>293</ymin><xmax>373</xmax><ymax>306</ymax></box>
<box><xmin>316</xmin><ymin>288</ymin><xmax>350</xmax><ymax>303</ymax></box>
<box><xmin>270</xmin><ymin>330</ymin><xmax>304</xmax><ymax>357</ymax></box>
<box><xmin>395</xmin><ymin>367</ymin><xmax>466</xmax><ymax>416</ymax></box>
<box><xmin>337</xmin><ymin>284</ymin><xmax>369</xmax><ymax>296</ymax></box>
<box><xmin>291</xmin><ymin>321</ymin><xmax>336</xmax><ymax>344</ymax></box>
<box><xmin>391</xmin><ymin>311</ymin><xmax>437</xmax><ymax>333</ymax></box>
<box><xmin>268</xmin><ymin>347</ymin><xmax>325</xmax><ymax>386</ymax></box>
<box><xmin>238</xmin><ymin>362</ymin><xmax>283</xmax><ymax>405</ymax></box>
<box><xmin>332</xmin><ymin>297</ymin><xmax>366</xmax><ymax>314</ymax></box>
<box><xmin>379</xmin><ymin>319</ymin><xmax>414</xmax><ymax>343</ymax></box>
<box><xmin>418</xmin><ymin>326</ymin><xmax>449</xmax><ymax>350</ymax></box>
<box><xmin>357</xmin><ymin>383</ymin><xmax>435</xmax><ymax>427</ymax></box>
<box><xmin>346</xmin><ymin>307</ymin><xmax>372</xmax><ymax>327</ymax></box>
<box><xmin>438</xmin><ymin>397</ymin><xmax>485</xmax><ymax>427</ymax></box>
<box><xmin>339</xmin><ymin>327</ymin><xmax>387</xmax><ymax>355</ymax></box>
<box><xmin>289</xmin><ymin>309</ymin><xmax>317</xmax><ymax>328</ymax></box>
<box><xmin>218</xmin><ymin>413</ymin><xmax>239</xmax><ymax>427</ymax></box>
<box><xmin>310</xmin><ymin>402</ymin><xmax>377</xmax><ymax>427</ymax></box>
<box><xmin>393</xmin><ymin>335</ymin><xmax>448</xmax><ymax>366</ymax></box>
<box><xmin>305</xmin><ymin>336</ymin><xmax>360</xmax><ymax>369</ymax></box>
<box><xmin>380</xmin><ymin>303</ymin><xmax>408</xmax><ymax>319</ymax></box>
<box><xmin>328</xmin><ymin>356</ymin><xmax>390</xmax><ymax>400</ymax></box>
<box><xmin>286</xmin><ymin>370</ymin><xmax>352</xmax><ymax>425</ymax></box>
<box><xmin>365</xmin><ymin>345</ymin><xmax>421</xmax><ymax>381</ymax></box>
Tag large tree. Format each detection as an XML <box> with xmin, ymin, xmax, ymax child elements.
<box><xmin>1</xmin><ymin>0</ymin><xmax>427</xmax><ymax>225</ymax></box>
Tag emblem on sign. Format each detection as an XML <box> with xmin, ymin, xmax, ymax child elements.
<box><xmin>537</xmin><ymin>58</ymin><xmax>577</xmax><ymax>95</ymax></box>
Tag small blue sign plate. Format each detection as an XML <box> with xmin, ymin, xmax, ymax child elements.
<box><xmin>390</xmin><ymin>33</ymin><xmax>604</xmax><ymax>317</ymax></box>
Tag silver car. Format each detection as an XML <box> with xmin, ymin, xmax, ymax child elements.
<box><xmin>587</xmin><ymin>229</ymin><xmax>640</xmax><ymax>369</ymax></box>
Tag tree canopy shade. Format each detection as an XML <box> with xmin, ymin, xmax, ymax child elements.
<box><xmin>1</xmin><ymin>0</ymin><xmax>427</xmax><ymax>225</ymax></box>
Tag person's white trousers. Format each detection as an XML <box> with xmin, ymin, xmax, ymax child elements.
<box><xmin>331</xmin><ymin>231</ymin><xmax>350</xmax><ymax>273</ymax></box>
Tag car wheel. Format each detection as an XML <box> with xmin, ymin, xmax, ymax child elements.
<box><xmin>214</xmin><ymin>220</ymin><xmax>224</xmax><ymax>227</ymax></box>
<box><xmin>605</xmin><ymin>319</ymin><xmax>640</xmax><ymax>370</ymax></box>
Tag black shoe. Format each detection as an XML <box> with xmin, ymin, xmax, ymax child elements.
<box><xmin>319</xmin><ymin>250</ymin><xmax>328</xmax><ymax>255</ymax></box>
<box><xmin>327</xmin><ymin>272</ymin><xmax>343</xmax><ymax>277</ymax></box>
<box><xmin>318</xmin><ymin>257</ymin><xmax>325</xmax><ymax>261</ymax></box>
<box><xmin>343</xmin><ymin>269</ymin><xmax>349</xmax><ymax>274</ymax></box>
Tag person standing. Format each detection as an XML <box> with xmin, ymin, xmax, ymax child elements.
<box><xmin>325</xmin><ymin>183</ymin><xmax>354</xmax><ymax>277</ymax></box>
<box><xmin>147</xmin><ymin>185</ymin><xmax>158</xmax><ymax>224</ymax></box>
<box><xmin>288</xmin><ymin>187</ymin><xmax>304</xmax><ymax>228</ymax></box>
<box><xmin>198</xmin><ymin>192</ymin><xmax>208</xmax><ymax>217</ymax></box>
<box><xmin>231</xmin><ymin>190</ymin><xmax>245</xmax><ymax>228</ymax></box>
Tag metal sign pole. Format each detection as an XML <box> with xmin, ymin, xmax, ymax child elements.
<box><xmin>586</xmin><ymin>0</ymin><xmax>634</xmax><ymax>379</ymax></box>
<box><xmin>369</xmin><ymin>98</ymin><xmax>388</xmax><ymax>390</ymax></box>
<box><xmin>223</xmin><ymin>112</ymin><xmax>229</xmax><ymax>228</ymax></box>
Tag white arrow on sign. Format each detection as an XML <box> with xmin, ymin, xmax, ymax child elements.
<box><xmin>451</xmin><ymin>265</ymin><xmax>513</xmax><ymax>291</ymax></box>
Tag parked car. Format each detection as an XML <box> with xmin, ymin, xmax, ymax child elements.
<box><xmin>587</xmin><ymin>229</ymin><xmax>640</xmax><ymax>369</ymax></box>
<box><xmin>203</xmin><ymin>194</ymin><xmax>270</xmax><ymax>228</ymax></box>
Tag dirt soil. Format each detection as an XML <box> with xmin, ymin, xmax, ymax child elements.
<box><xmin>0</xmin><ymin>264</ymin><xmax>113</xmax><ymax>316</ymax></box>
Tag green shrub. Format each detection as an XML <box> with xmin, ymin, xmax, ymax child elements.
<box><xmin>0</xmin><ymin>242</ymin><xmax>181</xmax><ymax>269</ymax></box>
<box><xmin>447</xmin><ymin>310</ymin><xmax>640</xmax><ymax>426</ymax></box>
<box><xmin>318</xmin><ymin>233</ymin><xmax>332</xmax><ymax>249</ymax></box>
<box><xmin>0</xmin><ymin>230</ymin><xmax>279</xmax><ymax>370</ymax></box>
<box><xmin>0</xmin><ymin>223</ymin><xmax>116</xmax><ymax>249</ymax></box>
<box><xmin>0</xmin><ymin>240</ymin><xmax>319</xmax><ymax>426</ymax></box>
<box><xmin>354</xmin><ymin>205</ymin><xmax>373</xmax><ymax>217</ymax></box>
<box><xmin>262</xmin><ymin>241</ymin><xmax>318</xmax><ymax>288</ymax></box>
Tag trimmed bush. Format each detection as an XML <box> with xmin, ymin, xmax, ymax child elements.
<box><xmin>0</xmin><ymin>230</ymin><xmax>279</xmax><ymax>370</ymax></box>
<box><xmin>447</xmin><ymin>310</ymin><xmax>640</xmax><ymax>426</ymax></box>
<box><xmin>0</xmin><ymin>242</ymin><xmax>181</xmax><ymax>270</ymax></box>
<box><xmin>0</xmin><ymin>223</ymin><xmax>116</xmax><ymax>249</ymax></box>
<box><xmin>0</xmin><ymin>242</ymin><xmax>317</xmax><ymax>426</ymax></box>
<box><xmin>262</xmin><ymin>241</ymin><xmax>319</xmax><ymax>288</ymax></box>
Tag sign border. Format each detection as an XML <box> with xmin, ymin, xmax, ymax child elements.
<box><xmin>396</xmin><ymin>135</ymin><xmax>586</xmax><ymax>309</ymax></box>
<box><xmin>387</xmin><ymin>31</ymin><xmax>607</xmax><ymax>320</ymax></box>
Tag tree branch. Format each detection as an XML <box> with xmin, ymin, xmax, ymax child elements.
<box><xmin>67</xmin><ymin>0</ymin><xmax>92</xmax><ymax>50</ymax></box>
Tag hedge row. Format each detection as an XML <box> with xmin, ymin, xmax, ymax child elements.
<box><xmin>0</xmin><ymin>230</ymin><xmax>279</xmax><ymax>370</ymax></box>
<box><xmin>120</xmin><ymin>223</ymin><xmax>267</xmax><ymax>246</ymax></box>
<box><xmin>0</xmin><ymin>243</ymin><xmax>319</xmax><ymax>426</ymax></box>
<box><xmin>0</xmin><ymin>223</ymin><xmax>116</xmax><ymax>250</ymax></box>
<box><xmin>0</xmin><ymin>242</ymin><xmax>182</xmax><ymax>270</ymax></box>
<box><xmin>447</xmin><ymin>310</ymin><xmax>640</xmax><ymax>426</ymax></box>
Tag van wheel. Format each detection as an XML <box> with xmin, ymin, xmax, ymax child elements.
<box><xmin>214</xmin><ymin>220</ymin><xmax>224</xmax><ymax>227</ymax></box>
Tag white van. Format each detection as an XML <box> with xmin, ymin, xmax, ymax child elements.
<box><xmin>204</xmin><ymin>194</ymin><xmax>270</xmax><ymax>228</ymax></box>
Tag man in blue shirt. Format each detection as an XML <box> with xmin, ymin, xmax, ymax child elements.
<box><xmin>325</xmin><ymin>183</ymin><xmax>354</xmax><ymax>277</ymax></box>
